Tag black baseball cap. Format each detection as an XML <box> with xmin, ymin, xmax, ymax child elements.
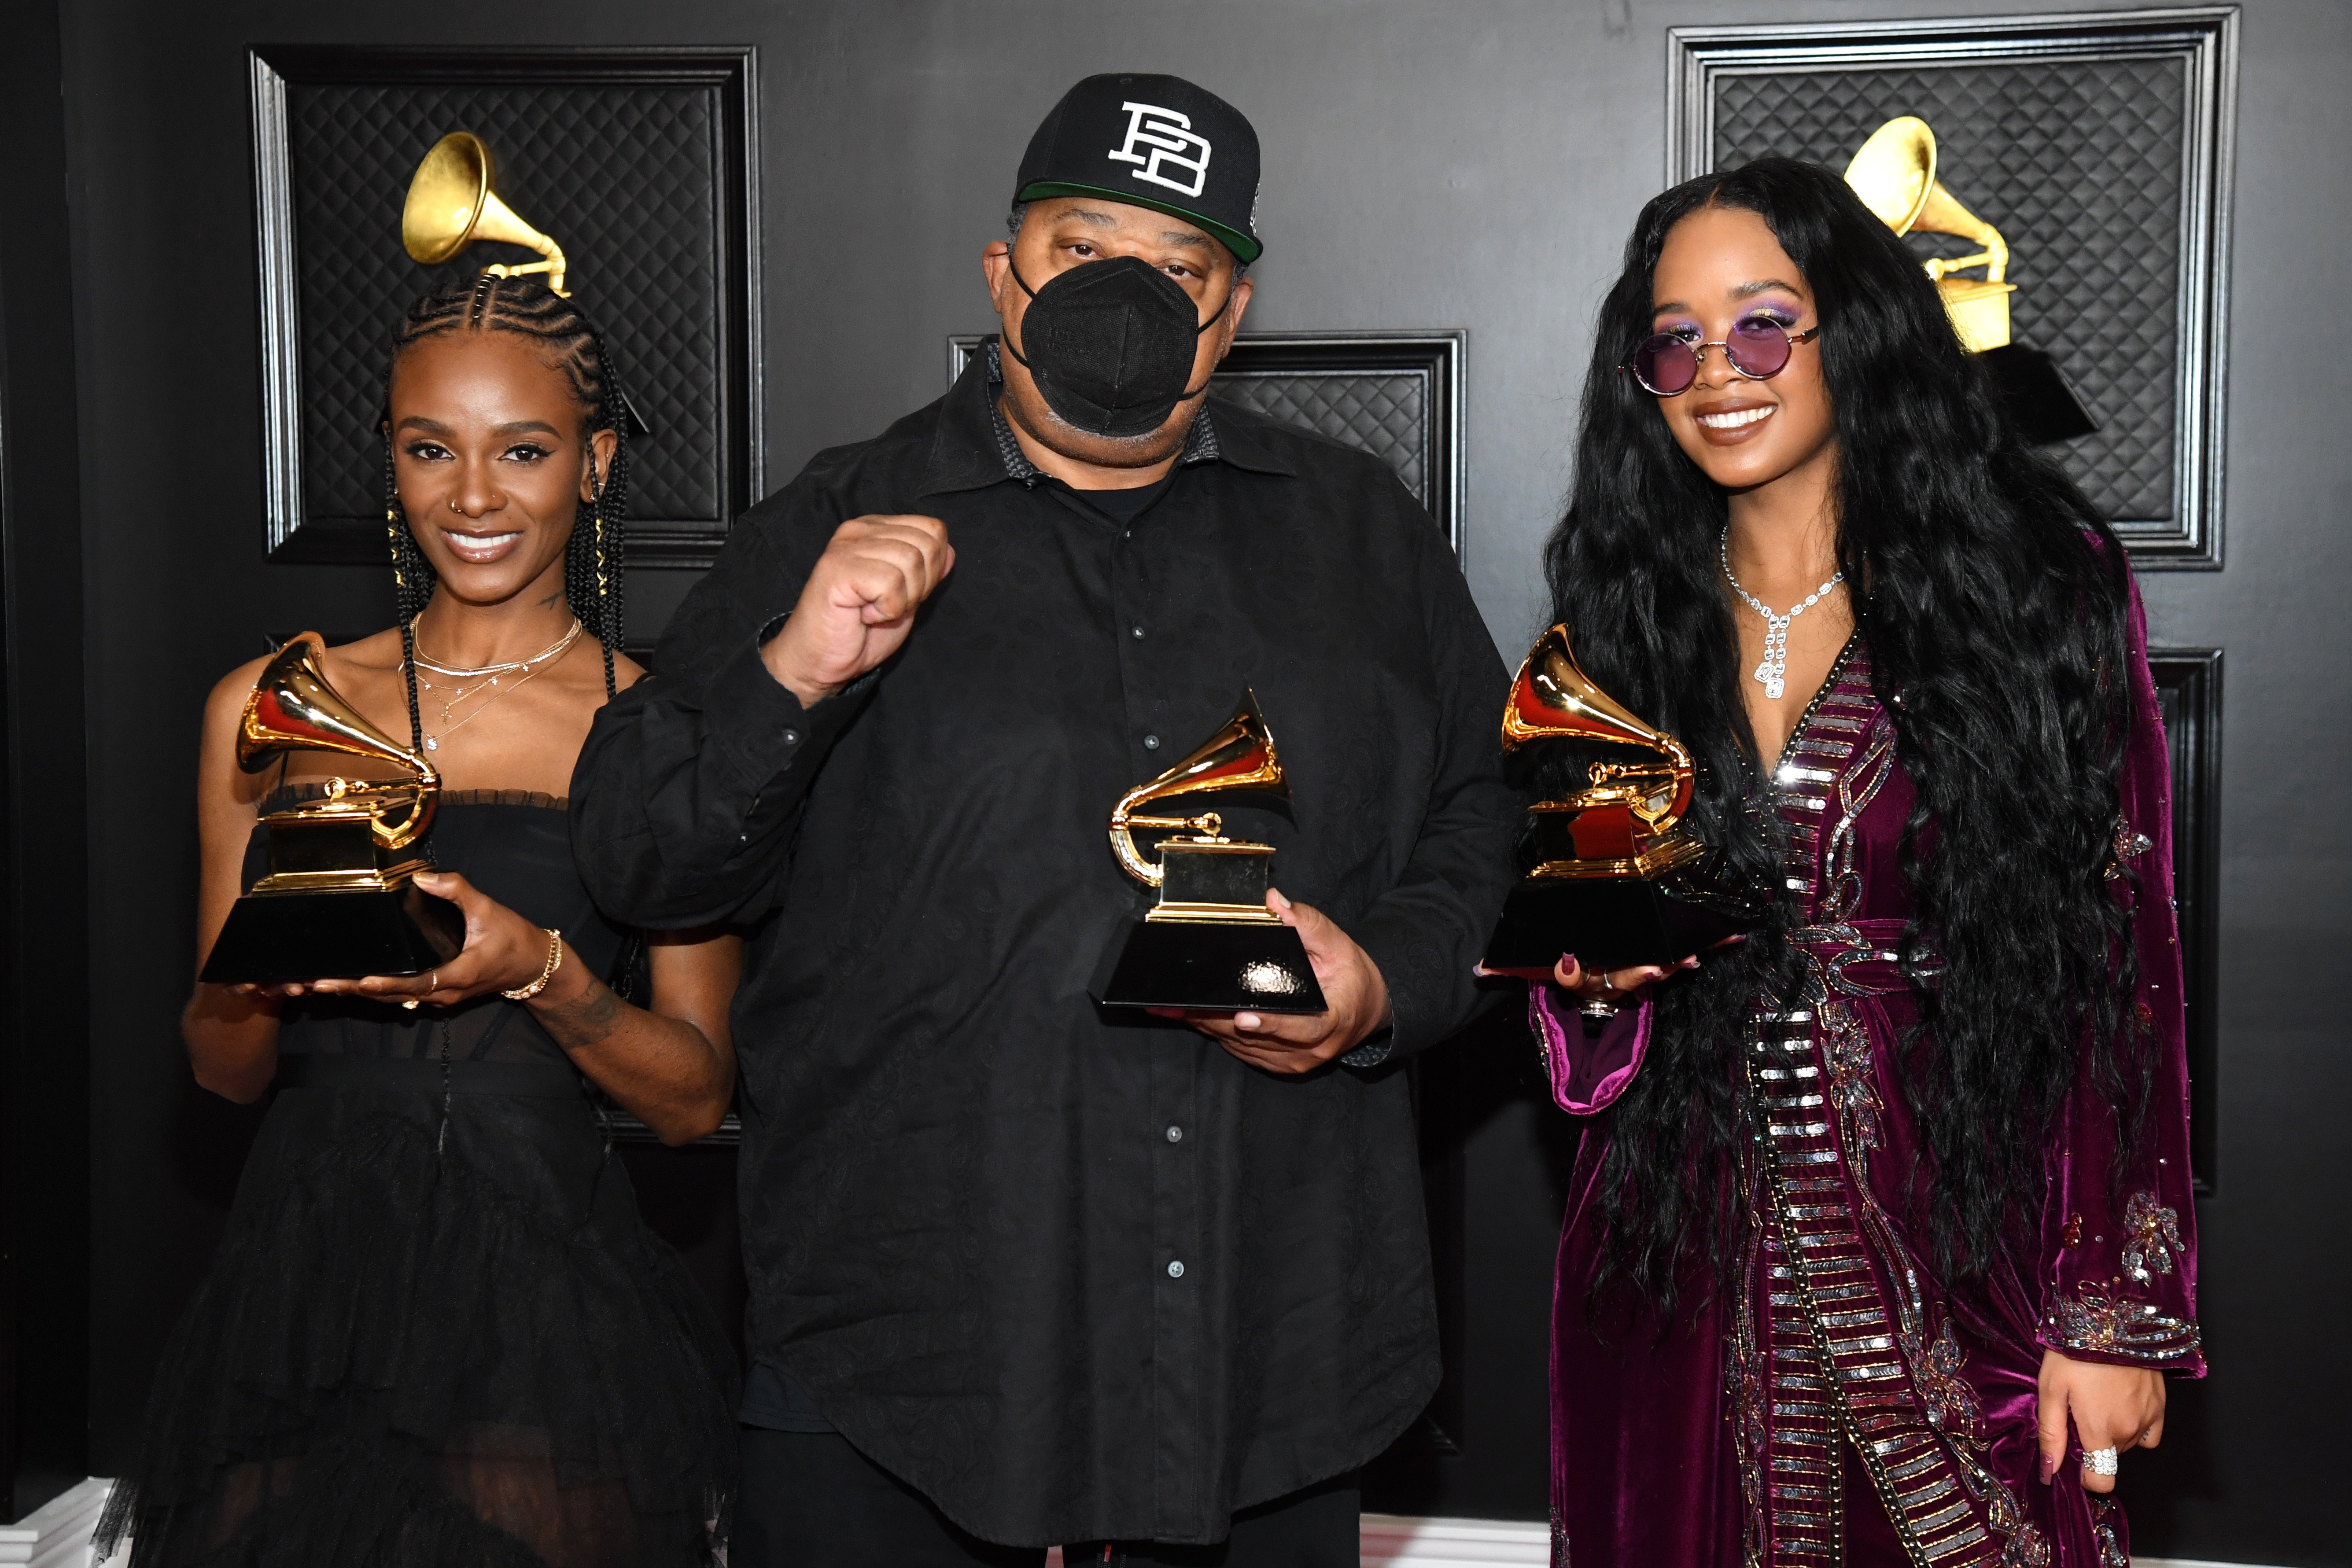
<box><xmin>1013</xmin><ymin>73</ymin><xmax>1263</xmax><ymax>264</ymax></box>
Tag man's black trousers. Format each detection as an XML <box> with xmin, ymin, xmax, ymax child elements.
<box><xmin>734</xmin><ymin>1426</ymin><xmax>1360</xmax><ymax>1567</ymax></box>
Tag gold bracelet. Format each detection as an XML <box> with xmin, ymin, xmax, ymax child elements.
<box><xmin>502</xmin><ymin>928</ymin><xmax>564</xmax><ymax>1001</ymax></box>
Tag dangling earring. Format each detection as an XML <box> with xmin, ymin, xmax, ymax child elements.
<box><xmin>383</xmin><ymin>431</ymin><xmax>407</xmax><ymax>595</ymax></box>
<box><xmin>587</xmin><ymin>453</ymin><xmax>616</xmax><ymax>696</ymax></box>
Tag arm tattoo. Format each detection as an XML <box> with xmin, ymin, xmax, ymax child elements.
<box><xmin>539</xmin><ymin>977</ymin><xmax>626</xmax><ymax>1047</ymax></box>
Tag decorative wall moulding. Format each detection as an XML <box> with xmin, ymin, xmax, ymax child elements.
<box><xmin>948</xmin><ymin>331</ymin><xmax>1469</xmax><ymax>562</ymax></box>
<box><xmin>2149</xmin><ymin>646</ymin><xmax>2222</xmax><ymax>1193</ymax></box>
<box><xmin>1667</xmin><ymin>8</ymin><xmax>2238</xmax><ymax>567</ymax></box>
<box><xmin>247</xmin><ymin>45</ymin><xmax>763</xmax><ymax>567</ymax></box>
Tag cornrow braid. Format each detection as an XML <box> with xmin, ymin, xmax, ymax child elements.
<box><xmin>385</xmin><ymin>275</ymin><xmax>633</xmax><ymax>696</ymax></box>
<box><xmin>381</xmin><ymin>438</ymin><xmax>431</xmax><ymax>755</ymax></box>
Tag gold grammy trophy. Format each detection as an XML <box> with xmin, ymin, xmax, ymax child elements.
<box><xmin>402</xmin><ymin>130</ymin><xmax>569</xmax><ymax>294</ymax></box>
<box><xmin>1093</xmin><ymin>690</ymin><xmax>1327</xmax><ymax>1013</ymax></box>
<box><xmin>198</xmin><ymin>635</ymin><xmax>465</xmax><ymax>984</ymax></box>
<box><xmin>1844</xmin><ymin>115</ymin><xmax>2095</xmax><ymax>445</ymax></box>
<box><xmin>1482</xmin><ymin>627</ymin><xmax>1764</xmax><ymax>972</ymax></box>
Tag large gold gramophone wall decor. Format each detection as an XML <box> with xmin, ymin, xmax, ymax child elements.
<box><xmin>1092</xmin><ymin>691</ymin><xmax>1328</xmax><ymax>1013</ymax></box>
<box><xmin>1844</xmin><ymin>115</ymin><xmax>2095</xmax><ymax>445</ymax></box>
<box><xmin>199</xmin><ymin>635</ymin><xmax>465</xmax><ymax>985</ymax></box>
<box><xmin>1844</xmin><ymin>115</ymin><xmax>2014</xmax><ymax>353</ymax></box>
<box><xmin>402</xmin><ymin>130</ymin><xmax>569</xmax><ymax>295</ymax></box>
<box><xmin>1482</xmin><ymin>627</ymin><xmax>1764</xmax><ymax>973</ymax></box>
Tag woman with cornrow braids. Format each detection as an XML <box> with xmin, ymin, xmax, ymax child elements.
<box><xmin>101</xmin><ymin>276</ymin><xmax>739</xmax><ymax>1568</ymax></box>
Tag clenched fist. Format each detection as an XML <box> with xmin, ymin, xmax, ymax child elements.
<box><xmin>762</xmin><ymin>514</ymin><xmax>955</xmax><ymax>705</ymax></box>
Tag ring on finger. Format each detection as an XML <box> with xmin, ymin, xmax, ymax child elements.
<box><xmin>2080</xmin><ymin>1447</ymin><xmax>2119</xmax><ymax>1477</ymax></box>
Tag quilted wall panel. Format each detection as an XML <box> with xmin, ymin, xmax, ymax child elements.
<box><xmin>290</xmin><ymin>85</ymin><xmax>724</xmax><ymax>525</ymax></box>
<box><xmin>1714</xmin><ymin>59</ymin><xmax>2185</xmax><ymax>522</ymax></box>
<box><xmin>1209</xmin><ymin>373</ymin><xmax>1428</xmax><ymax>504</ymax></box>
<box><xmin>252</xmin><ymin>48</ymin><xmax>759</xmax><ymax>564</ymax></box>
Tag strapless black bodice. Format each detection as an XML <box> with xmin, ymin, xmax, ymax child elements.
<box><xmin>243</xmin><ymin>788</ymin><xmax>628</xmax><ymax>1073</ymax></box>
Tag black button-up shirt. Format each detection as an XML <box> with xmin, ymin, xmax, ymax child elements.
<box><xmin>571</xmin><ymin>345</ymin><xmax>1515</xmax><ymax>1546</ymax></box>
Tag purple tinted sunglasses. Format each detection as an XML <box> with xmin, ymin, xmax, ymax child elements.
<box><xmin>1622</xmin><ymin>318</ymin><xmax>1821</xmax><ymax>396</ymax></box>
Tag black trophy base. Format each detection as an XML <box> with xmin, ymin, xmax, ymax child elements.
<box><xmin>1981</xmin><ymin>343</ymin><xmax>2097</xmax><ymax>446</ymax></box>
<box><xmin>1482</xmin><ymin>874</ymin><xmax>1758</xmax><ymax>975</ymax></box>
<box><xmin>200</xmin><ymin>883</ymin><xmax>465</xmax><ymax>984</ymax></box>
<box><xmin>1095</xmin><ymin>919</ymin><xmax>1329</xmax><ymax>1013</ymax></box>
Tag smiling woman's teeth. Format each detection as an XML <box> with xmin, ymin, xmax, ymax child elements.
<box><xmin>1698</xmin><ymin>407</ymin><xmax>1774</xmax><ymax>430</ymax></box>
<box><xmin>446</xmin><ymin>531</ymin><xmax>522</xmax><ymax>556</ymax></box>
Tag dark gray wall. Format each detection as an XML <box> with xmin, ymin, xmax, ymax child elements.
<box><xmin>0</xmin><ymin>0</ymin><xmax>92</xmax><ymax>1519</ymax></box>
<box><xmin>28</xmin><ymin>0</ymin><xmax>2348</xmax><ymax>1561</ymax></box>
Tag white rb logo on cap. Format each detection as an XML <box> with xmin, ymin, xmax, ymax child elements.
<box><xmin>1108</xmin><ymin>102</ymin><xmax>1213</xmax><ymax>199</ymax></box>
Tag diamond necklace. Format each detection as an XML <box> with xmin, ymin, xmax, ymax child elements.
<box><xmin>1719</xmin><ymin>528</ymin><xmax>1842</xmax><ymax>700</ymax></box>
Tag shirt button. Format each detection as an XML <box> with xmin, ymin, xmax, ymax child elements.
<box><xmin>1143</xmin><ymin>734</ymin><xmax>1161</xmax><ymax>751</ymax></box>
<box><xmin>782</xmin><ymin>728</ymin><xmax>800</xmax><ymax>744</ymax></box>
<box><xmin>1166</xmin><ymin>1259</ymin><xmax>1185</xmax><ymax>1279</ymax></box>
<box><xmin>1165</xmin><ymin>1125</ymin><xmax>1183</xmax><ymax>1143</ymax></box>
<box><xmin>1131</xmin><ymin>626</ymin><xmax>1146</xmax><ymax>640</ymax></box>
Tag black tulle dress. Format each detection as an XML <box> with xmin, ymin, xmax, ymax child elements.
<box><xmin>98</xmin><ymin>791</ymin><xmax>737</xmax><ymax>1568</ymax></box>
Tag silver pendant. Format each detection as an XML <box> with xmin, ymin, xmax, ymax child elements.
<box><xmin>1765</xmin><ymin>678</ymin><xmax>1785</xmax><ymax>699</ymax></box>
<box><xmin>424</xmin><ymin>736</ymin><xmax>439</xmax><ymax>751</ymax></box>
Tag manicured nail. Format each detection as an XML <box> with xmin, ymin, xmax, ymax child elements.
<box><xmin>1237</xmin><ymin>1013</ymin><xmax>1261</xmax><ymax>1029</ymax></box>
<box><xmin>1680</xmin><ymin>955</ymin><xmax>1700</xmax><ymax>969</ymax></box>
<box><xmin>2038</xmin><ymin>1452</ymin><xmax>2056</xmax><ymax>1485</ymax></box>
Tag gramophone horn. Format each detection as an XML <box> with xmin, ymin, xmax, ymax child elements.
<box><xmin>402</xmin><ymin>131</ymin><xmax>570</xmax><ymax>297</ymax></box>
<box><xmin>239</xmin><ymin>634</ymin><xmax>437</xmax><ymax>784</ymax></box>
<box><xmin>1843</xmin><ymin>116</ymin><xmax>2014</xmax><ymax>351</ymax></box>
<box><xmin>1503</xmin><ymin>626</ymin><xmax>1694</xmax><ymax>832</ymax></box>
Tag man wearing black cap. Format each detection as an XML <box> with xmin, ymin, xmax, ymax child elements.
<box><xmin>573</xmin><ymin>73</ymin><xmax>1514</xmax><ymax>1566</ymax></box>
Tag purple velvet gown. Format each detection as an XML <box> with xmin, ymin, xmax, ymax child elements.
<box><xmin>1532</xmin><ymin>589</ymin><xmax>2202</xmax><ymax>1568</ymax></box>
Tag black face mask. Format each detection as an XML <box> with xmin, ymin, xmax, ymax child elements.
<box><xmin>1001</xmin><ymin>254</ymin><xmax>1231</xmax><ymax>438</ymax></box>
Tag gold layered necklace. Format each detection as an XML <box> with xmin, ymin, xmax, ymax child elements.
<box><xmin>406</xmin><ymin>616</ymin><xmax>583</xmax><ymax>752</ymax></box>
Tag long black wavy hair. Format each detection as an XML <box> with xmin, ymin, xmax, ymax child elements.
<box><xmin>1544</xmin><ymin>157</ymin><xmax>2140</xmax><ymax>1308</ymax></box>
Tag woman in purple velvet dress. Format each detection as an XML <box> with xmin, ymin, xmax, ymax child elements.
<box><xmin>1516</xmin><ymin>159</ymin><xmax>2201</xmax><ymax>1566</ymax></box>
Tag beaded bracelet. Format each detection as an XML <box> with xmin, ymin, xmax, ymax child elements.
<box><xmin>502</xmin><ymin>927</ymin><xmax>565</xmax><ymax>1001</ymax></box>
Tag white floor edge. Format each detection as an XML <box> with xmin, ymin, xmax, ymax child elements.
<box><xmin>9</xmin><ymin>1482</ymin><xmax>2272</xmax><ymax>1568</ymax></box>
<box><xmin>0</xmin><ymin>1478</ymin><xmax>110</xmax><ymax>1568</ymax></box>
